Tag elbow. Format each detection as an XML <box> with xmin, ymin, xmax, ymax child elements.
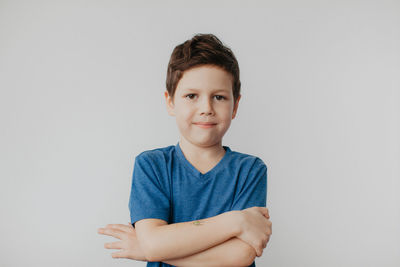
<box><xmin>238</xmin><ymin>244</ymin><xmax>256</xmax><ymax>267</ymax></box>
<box><xmin>141</xmin><ymin>237</ymin><xmax>169</xmax><ymax>262</ymax></box>
<box><xmin>143</xmin><ymin>247</ymin><xmax>154</xmax><ymax>262</ymax></box>
<box><xmin>246</xmin><ymin>247</ymin><xmax>257</xmax><ymax>266</ymax></box>
<box><xmin>141</xmin><ymin>239</ymin><xmax>159</xmax><ymax>262</ymax></box>
<box><xmin>138</xmin><ymin>234</ymin><xmax>159</xmax><ymax>262</ymax></box>
<box><xmin>135</xmin><ymin>219</ymin><xmax>169</xmax><ymax>262</ymax></box>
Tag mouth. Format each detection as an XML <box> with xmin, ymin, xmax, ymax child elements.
<box><xmin>194</xmin><ymin>122</ymin><xmax>217</xmax><ymax>128</ymax></box>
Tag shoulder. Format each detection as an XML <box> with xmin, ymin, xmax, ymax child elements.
<box><xmin>228</xmin><ymin>148</ymin><xmax>267</xmax><ymax>171</ymax></box>
<box><xmin>132</xmin><ymin>145</ymin><xmax>176</xmax><ymax>186</ymax></box>
<box><xmin>135</xmin><ymin>144</ymin><xmax>176</xmax><ymax>165</ymax></box>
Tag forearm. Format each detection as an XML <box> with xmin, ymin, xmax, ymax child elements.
<box><xmin>140</xmin><ymin>210</ymin><xmax>242</xmax><ymax>262</ymax></box>
<box><xmin>162</xmin><ymin>237</ymin><xmax>256</xmax><ymax>267</ymax></box>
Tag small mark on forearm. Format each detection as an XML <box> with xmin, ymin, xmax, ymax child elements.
<box><xmin>193</xmin><ymin>220</ymin><xmax>203</xmax><ymax>226</ymax></box>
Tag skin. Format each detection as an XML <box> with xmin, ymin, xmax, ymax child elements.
<box><xmin>98</xmin><ymin>223</ymin><xmax>146</xmax><ymax>260</ymax></box>
<box><xmin>164</xmin><ymin>64</ymin><xmax>241</xmax><ymax>174</ymax></box>
<box><xmin>98</xmin><ymin>206</ymin><xmax>271</xmax><ymax>264</ymax></box>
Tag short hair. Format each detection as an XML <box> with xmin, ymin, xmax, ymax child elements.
<box><xmin>166</xmin><ymin>33</ymin><xmax>241</xmax><ymax>104</ymax></box>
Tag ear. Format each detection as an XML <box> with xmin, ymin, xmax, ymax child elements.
<box><xmin>165</xmin><ymin>91</ymin><xmax>176</xmax><ymax>116</ymax></box>
<box><xmin>232</xmin><ymin>94</ymin><xmax>241</xmax><ymax>119</ymax></box>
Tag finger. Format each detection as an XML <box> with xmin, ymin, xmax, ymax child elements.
<box><xmin>98</xmin><ymin>228</ymin><xmax>124</xmax><ymax>239</ymax></box>
<box><xmin>259</xmin><ymin>207</ymin><xmax>269</xmax><ymax>218</ymax></box>
<box><xmin>265</xmin><ymin>235</ymin><xmax>271</xmax><ymax>246</ymax></box>
<box><xmin>262</xmin><ymin>240</ymin><xmax>267</xmax><ymax>248</ymax></box>
<box><xmin>265</xmin><ymin>208</ymin><xmax>270</xmax><ymax>218</ymax></box>
<box><xmin>266</xmin><ymin>221</ymin><xmax>272</xmax><ymax>235</ymax></box>
<box><xmin>255</xmin><ymin>246</ymin><xmax>262</xmax><ymax>257</ymax></box>
<box><xmin>104</xmin><ymin>241</ymin><xmax>123</xmax><ymax>250</ymax></box>
<box><xmin>257</xmin><ymin>248</ymin><xmax>263</xmax><ymax>257</ymax></box>
<box><xmin>112</xmin><ymin>250</ymin><xmax>128</xmax><ymax>259</ymax></box>
<box><xmin>106</xmin><ymin>224</ymin><xmax>133</xmax><ymax>232</ymax></box>
<box><xmin>266</xmin><ymin>224</ymin><xmax>272</xmax><ymax>235</ymax></box>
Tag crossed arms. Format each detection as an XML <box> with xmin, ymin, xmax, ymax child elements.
<box><xmin>98</xmin><ymin>207</ymin><xmax>272</xmax><ymax>267</ymax></box>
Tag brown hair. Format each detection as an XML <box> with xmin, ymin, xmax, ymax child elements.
<box><xmin>166</xmin><ymin>33</ymin><xmax>241</xmax><ymax>104</ymax></box>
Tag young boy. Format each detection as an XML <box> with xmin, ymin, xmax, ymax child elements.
<box><xmin>98</xmin><ymin>33</ymin><xmax>272</xmax><ymax>267</ymax></box>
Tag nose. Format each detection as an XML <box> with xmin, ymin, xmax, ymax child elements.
<box><xmin>199</xmin><ymin>97</ymin><xmax>214</xmax><ymax>116</ymax></box>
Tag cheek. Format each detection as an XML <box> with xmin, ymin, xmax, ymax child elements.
<box><xmin>219</xmin><ymin>107</ymin><xmax>233</xmax><ymax>120</ymax></box>
<box><xmin>176</xmin><ymin>112</ymin><xmax>193</xmax><ymax>127</ymax></box>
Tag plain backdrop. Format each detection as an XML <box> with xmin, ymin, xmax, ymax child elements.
<box><xmin>1</xmin><ymin>0</ymin><xmax>399</xmax><ymax>266</ymax></box>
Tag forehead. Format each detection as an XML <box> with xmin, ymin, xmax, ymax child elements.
<box><xmin>176</xmin><ymin>65</ymin><xmax>233</xmax><ymax>94</ymax></box>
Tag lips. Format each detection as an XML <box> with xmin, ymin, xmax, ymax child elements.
<box><xmin>194</xmin><ymin>122</ymin><xmax>217</xmax><ymax>125</ymax></box>
<box><xmin>193</xmin><ymin>122</ymin><xmax>217</xmax><ymax>129</ymax></box>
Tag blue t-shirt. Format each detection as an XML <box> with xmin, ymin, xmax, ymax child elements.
<box><xmin>128</xmin><ymin>142</ymin><xmax>268</xmax><ymax>267</ymax></box>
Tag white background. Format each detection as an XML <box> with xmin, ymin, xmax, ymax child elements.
<box><xmin>1</xmin><ymin>0</ymin><xmax>399</xmax><ymax>266</ymax></box>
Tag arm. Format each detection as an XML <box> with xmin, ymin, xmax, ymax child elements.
<box><xmin>163</xmin><ymin>237</ymin><xmax>256</xmax><ymax>267</ymax></box>
<box><xmin>98</xmin><ymin>207</ymin><xmax>269</xmax><ymax>264</ymax></box>
<box><xmin>98</xmin><ymin>222</ymin><xmax>256</xmax><ymax>266</ymax></box>
<box><xmin>163</xmin><ymin>159</ymin><xmax>269</xmax><ymax>266</ymax></box>
<box><xmin>135</xmin><ymin>210</ymin><xmax>242</xmax><ymax>262</ymax></box>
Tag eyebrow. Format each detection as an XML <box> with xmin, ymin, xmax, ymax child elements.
<box><xmin>184</xmin><ymin>88</ymin><xmax>230</xmax><ymax>93</ymax></box>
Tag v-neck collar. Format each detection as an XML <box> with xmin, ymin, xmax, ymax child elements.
<box><xmin>175</xmin><ymin>141</ymin><xmax>231</xmax><ymax>179</ymax></box>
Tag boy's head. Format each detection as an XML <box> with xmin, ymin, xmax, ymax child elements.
<box><xmin>165</xmin><ymin>33</ymin><xmax>242</xmax><ymax>148</ymax></box>
<box><xmin>165</xmin><ymin>33</ymin><xmax>241</xmax><ymax>104</ymax></box>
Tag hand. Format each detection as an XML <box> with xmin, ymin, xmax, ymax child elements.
<box><xmin>97</xmin><ymin>223</ymin><xmax>147</xmax><ymax>261</ymax></box>
<box><xmin>236</xmin><ymin>207</ymin><xmax>272</xmax><ymax>257</ymax></box>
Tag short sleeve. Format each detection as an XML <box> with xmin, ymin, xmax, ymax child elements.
<box><xmin>231</xmin><ymin>158</ymin><xmax>267</xmax><ymax>210</ymax></box>
<box><xmin>128</xmin><ymin>153</ymin><xmax>171</xmax><ymax>227</ymax></box>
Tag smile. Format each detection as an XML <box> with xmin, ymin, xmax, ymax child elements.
<box><xmin>194</xmin><ymin>123</ymin><xmax>216</xmax><ymax>129</ymax></box>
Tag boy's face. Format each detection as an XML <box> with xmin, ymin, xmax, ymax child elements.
<box><xmin>165</xmin><ymin>64</ymin><xmax>241</xmax><ymax>148</ymax></box>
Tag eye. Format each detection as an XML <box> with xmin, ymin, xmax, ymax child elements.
<box><xmin>185</xmin><ymin>94</ymin><xmax>197</xmax><ymax>100</ymax></box>
<box><xmin>215</xmin><ymin>95</ymin><xmax>226</xmax><ymax>101</ymax></box>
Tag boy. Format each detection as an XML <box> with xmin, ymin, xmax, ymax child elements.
<box><xmin>98</xmin><ymin>33</ymin><xmax>272</xmax><ymax>267</ymax></box>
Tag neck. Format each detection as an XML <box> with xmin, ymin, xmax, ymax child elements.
<box><xmin>178</xmin><ymin>137</ymin><xmax>226</xmax><ymax>161</ymax></box>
